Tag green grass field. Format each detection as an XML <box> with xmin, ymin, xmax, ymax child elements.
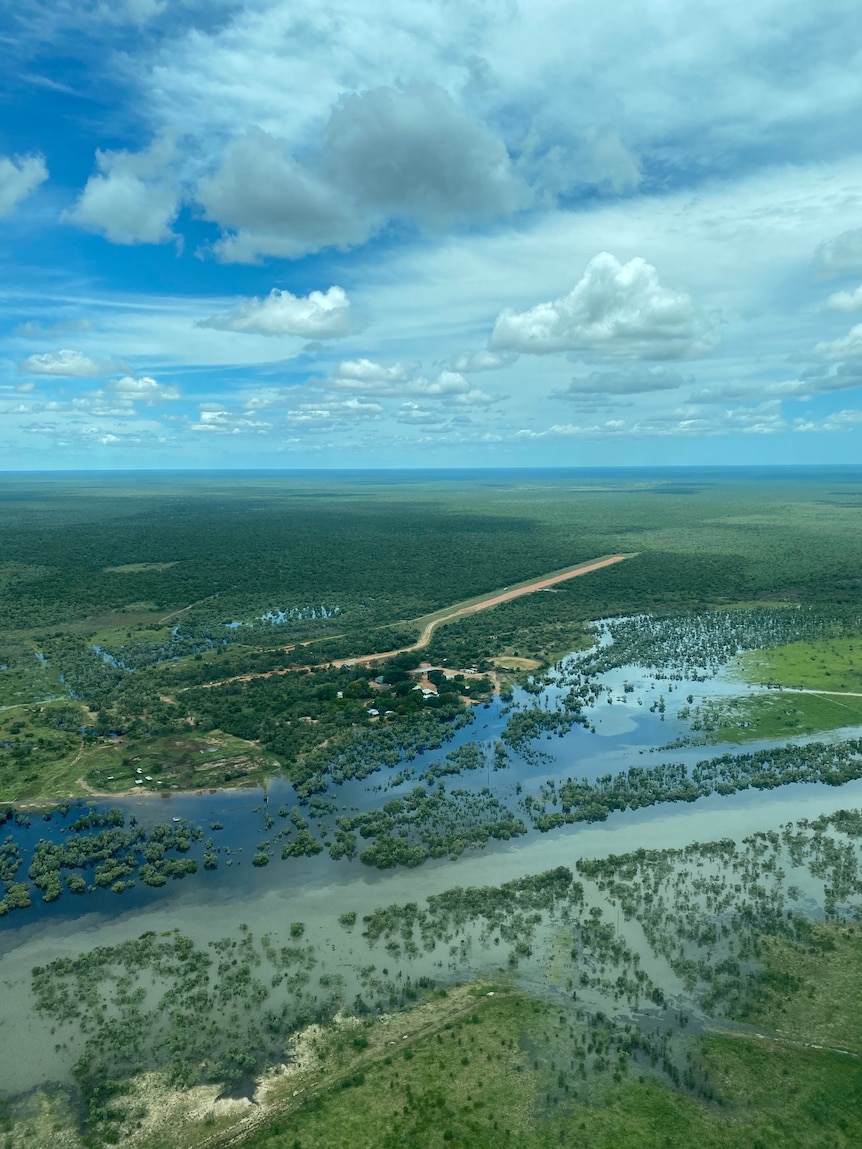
<box><xmin>694</xmin><ymin>636</ymin><xmax>862</xmax><ymax>741</ymax></box>
<box><xmin>0</xmin><ymin>696</ymin><xmax>278</xmax><ymax>802</ymax></box>
<box><xmin>741</xmin><ymin>638</ymin><xmax>862</xmax><ymax>692</ymax></box>
<box><xmin>4</xmin><ymin>946</ymin><xmax>861</xmax><ymax>1148</ymax></box>
<box><xmin>218</xmin><ymin>924</ymin><xmax>862</xmax><ymax>1149</ymax></box>
<box><xmin>737</xmin><ymin>923</ymin><xmax>862</xmax><ymax>1053</ymax></box>
<box><xmin>694</xmin><ymin>690</ymin><xmax>862</xmax><ymax>743</ymax></box>
<box><xmin>78</xmin><ymin>728</ymin><xmax>279</xmax><ymax>795</ymax></box>
<box><xmin>222</xmin><ymin>947</ymin><xmax>862</xmax><ymax>1149</ymax></box>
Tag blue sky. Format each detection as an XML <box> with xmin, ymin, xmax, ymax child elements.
<box><xmin>3</xmin><ymin>0</ymin><xmax>862</xmax><ymax>468</ymax></box>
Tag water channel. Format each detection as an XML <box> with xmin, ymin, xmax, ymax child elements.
<box><xmin>3</xmin><ymin>656</ymin><xmax>862</xmax><ymax>1097</ymax></box>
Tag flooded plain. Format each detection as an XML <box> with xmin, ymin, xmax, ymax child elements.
<box><xmin>3</xmin><ymin>653</ymin><xmax>862</xmax><ymax>1097</ymax></box>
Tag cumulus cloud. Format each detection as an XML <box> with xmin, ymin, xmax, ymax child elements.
<box><xmin>18</xmin><ymin>349</ymin><xmax>128</xmax><ymax>377</ymax></box>
<box><xmin>691</xmin><ymin>365</ymin><xmax>862</xmax><ymax>404</ymax></box>
<box><xmin>199</xmin><ymin>285</ymin><xmax>358</xmax><ymax>338</ymax></box>
<box><xmin>814</xmin><ymin>324</ymin><xmax>862</xmax><ymax>361</ymax></box>
<box><xmin>690</xmin><ymin>380</ymin><xmax>799</xmax><ymax>404</ymax></box>
<box><xmin>396</xmin><ymin>402</ymin><xmax>445</xmax><ymax>425</ymax></box>
<box><xmin>189</xmin><ymin>405</ymin><xmax>272</xmax><ymax>434</ymax></box>
<box><xmin>22</xmin><ymin>375</ymin><xmax>181</xmax><ymax>417</ymax></box>
<box><xmin>815</xmin><ymin>227</ymin><xmax>862</xmax><ymax>276</ymax></box>
<box><xmin>326</xmin><ymin>359</ymin><xmax>415</xmax><ymax>388</ymax></box>
<box><xmin>490</xmin><ymin>253</ymin><xmax>716</xmax><ymax>360</ymax></box>
<box><xmin>110</xmin><ymin>375</ymin><xmax>180</xmax><ymax>402</ymax></box>
<box><xmin>312</xmin><ymin>360</ymin><xmax>500</xmax><ymax>409</ymax></box>
<box><xmin>285</xmin><ymin>397</ymin><xmax>383</xmax><ymax>432</ymax></box>
<box><xmin>794</xmin><ymin>409</ymin><xmax>862</xmax><ymax>433</ymax></box>
<box><xmin>63</xmin><ymin>139</ymin><xmax>179</xmax><ymax>245</ymax></box>
<box><xmin>393</xmin><ymin>404</ymin><xmax>477</xmax><ymax>434</ymax></box>
<box><xmin>515</xmin><ymin>420</ymin><xmax>627</xmax><ymax>440</ymax></box>
<box><xmin>556</xmin><ymin>366</ymin><xmax>687</xmax><ymax>398</ymax></box>
<box><xmin>322</xmin><ymin>84</ymin><xmax>525</xmax><ymax>226</ymax></box>
<box><xmin>452</xmin><ymin>388</ymin><xmax>495</xmax><ymax>406</ymax></box>
<box><xmin>197</xmin><ymin>128</ymin><xmax>366</xmax><ymax>262</ymax></box>
<box><xmin>324</xmin><ymin>363</ymin><xmax>474</xmax><ymax>400</ymax></box>
<box><xmin>826</xmin><ymin>285</ymin><xmax>862</xmax><ymax>313</ymax></box>
<box><xmin>0</xmin><ymin>153</ymin><xmax>48</xmax><ymax>216</ymax></box>
<box><xmin>515</xmin><ymin>400</ymin><xmax>785</xmax><ymax>440</ymax></box>
<box><xmin>450</xmin><ymin>349</ymin><xmax>517</xmax><ymax>373</ymax></box>
<box><xmin>197</xmin><ymin>85</ymin><xmax>525</xmax><ymax>262</ymax></box>
<box><xmin>407</xmin><ymin>370</ymin><xmax>473</xmax><ymax>397</ymax></box>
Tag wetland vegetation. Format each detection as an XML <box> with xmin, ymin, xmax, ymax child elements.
<box><xmin>13</xmin><ymin>806</ymin><xmax>862</xmax><ymax>1147</ymax></box>
<box><xmin>4</xmin><ymin>468</ymin><xmax>862</xmax><ymax>1147</ymax></box>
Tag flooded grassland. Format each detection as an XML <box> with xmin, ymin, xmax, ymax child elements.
<box><xmin>3</xmin><ymin>608</ymin><xmax>862</xmax><ymax>1145</ymax></box>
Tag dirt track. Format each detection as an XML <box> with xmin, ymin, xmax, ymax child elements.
<box><xmin>334</xmin><ymin>553</ymin><xmax>631</xmax><ymax>668</ymax></box>
<box><xmin>192</xmin><ymin>553</ymin><xmax>632</xmax><ymax>692</ymax></box>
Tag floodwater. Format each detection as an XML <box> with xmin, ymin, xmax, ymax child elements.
<box><xmin>3</xmin><ymin>655</ymin><xmax>862</xmax><ymax>1096</ymax></box>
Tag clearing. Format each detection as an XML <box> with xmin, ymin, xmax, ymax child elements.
<box><xmin>335</xmin><ymin>552</ymin><xmax>633</xmax><ymax>667</ymax></box>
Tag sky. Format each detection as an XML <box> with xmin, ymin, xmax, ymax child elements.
<box><xmin>2</xmin><ymin>1</ymin><xmax>862</xmax><ymax>469</ymax></box>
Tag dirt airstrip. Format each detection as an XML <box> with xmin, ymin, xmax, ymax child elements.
<box><xmin>197</xmin><ymin>553</ymin><xmax>633</xmax><ymax>690</ymax></box>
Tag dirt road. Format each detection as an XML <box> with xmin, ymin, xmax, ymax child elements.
<box><xmin>334</xmin><ymin>553</ymin><xmax>632</xmax><ymax>668</ymax></box>
<box><xmin>189</xmin><ymin>553</ymin><xmax>633</xmax><ymax>691</ymax></box>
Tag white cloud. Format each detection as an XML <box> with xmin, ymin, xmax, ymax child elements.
<box><xmin>794</xmin><ymin>409</ymin><xmax>862</xmax><ymax>433</ymax></box>
<box><xmin>0</xmin><ymin>153</ymin><xmax>48</xmax><ymax>216</ymax></box>
<box><xmin>11</xmin><ymin>6</ymin><xmax>862</xmax><ymax>465</ymax></box>
<box><xmin>826</xmin><ymin>284</ymin><xmax>862</xmax><ymax>313</ymax></box>
<box><xmin>556</xmin><ymin>366</ymin><xmax>687</xmax><ymax>398</ymax></box>
<box><xmin>450</xmin><ymin>349</ymin><xmax>517</xmax><ymax>373</ymax></box>
<box><xmin>63</xmin><ymin>139</ymin><xmax>179</xmax><ymax>245</ymax></box>
<box><xmin>396</xmin><ymin>402</ymin><xmax>445</xmax><ymax>425</ymax></box>
<box><xmin>6</xmin><ymin>372</ymin><xmax>180</xmax><ymax>427</ymax></box>
<box><xmin>199</xmin><ymin>286</ymin><xmax>358</xmax><ymax>338</ymax></box>
<box><xmin>328</xmin><ymin>359</ymin><xmax>414</xmax><ymax>386</ymax></box>
<box><xmin>285</xmin><ymin>397</ymin><xmax>383</xmax><ymax>432</ymax></box>
<box><xmin>31</xmin><ymin>380</ymin><xmax>176</xmax><ymax>417</ymax></box>
<box><xmin>139</xmin><ymin>0</ymin><xmax>862</xmax><ymax>205</ymax></box>
<box><xmin>490</xmin><ymin>253</ymin><xmax>716</xmax><ymax>360</ymax></box>
<box><xmin>14</xmin><ymin>413</ymin><xmax>171</xmax><ymax>450</ymax></box>
<box><xmin>18</xmin><ymin>349</ymin><xmax>127</xmax><ymax>377</ymax></box>
<box><xmin>241</xmin><ymin>388</ymin><xmax>294</xmax><ymax>411</ymax></box>
<box><xmin>515</xmin><ymin>420</ymin><xmax>627</xmax><ymax>440</ymax></box>
<box><xmin>69</xmin><ymin>392</ymin><xmax>140</xmax><ymax>416</ymax></box>
<box><xmin>324</xmin><ymin>364</ymin><xmax>473</xmax><ymax>400</ymax></box>
<box><xmin>110</xmin><ymin>375</ymin><xmax>180</xmax><ymax>402</ymax></box>
<box><xmin>335</xmin><ymin>398</ymin><xmax>382</xmax><ymax>416</ymax></box>
<box><xmin>814</xmin><ymin>324</ymin><xmax>862</xmax><ymax>361</ymax></box>
<box><xmin>410</xmin><ymin>370</ymin><xmax>472</xmax><ymax>397</ymax></box>
<box><xmin>189</xmin><ymin>406</ymin><xmax>272</xmax><ymax>434</ymax></box>
<box><xmin>692</xmin><ymin>364</ymin><xmax>862</xmax><ymax>403</ymax></box>
<box><xmin>690</xmin><ymin>380</ymin><xmax>802</xmax><ymax>403</ymax></box>
<box><xmin>452</xmin><ymin>388</ymin><xmax>495</xmax><ymax>406</ymax></box>
<box><xmin>514</xmin><ymin>400</ymin><xmax>786</xmax><ymax>440</ymax></box>
<box><xmin>815</xmin><ymin>227</ymin><xmax>862</xmax><ymax>276</ymax></box>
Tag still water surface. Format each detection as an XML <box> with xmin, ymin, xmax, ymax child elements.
<box><xmin>3</xmin><ymin>659</ymin><xmax>861</xmax><ymax>1094</ymax></box>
